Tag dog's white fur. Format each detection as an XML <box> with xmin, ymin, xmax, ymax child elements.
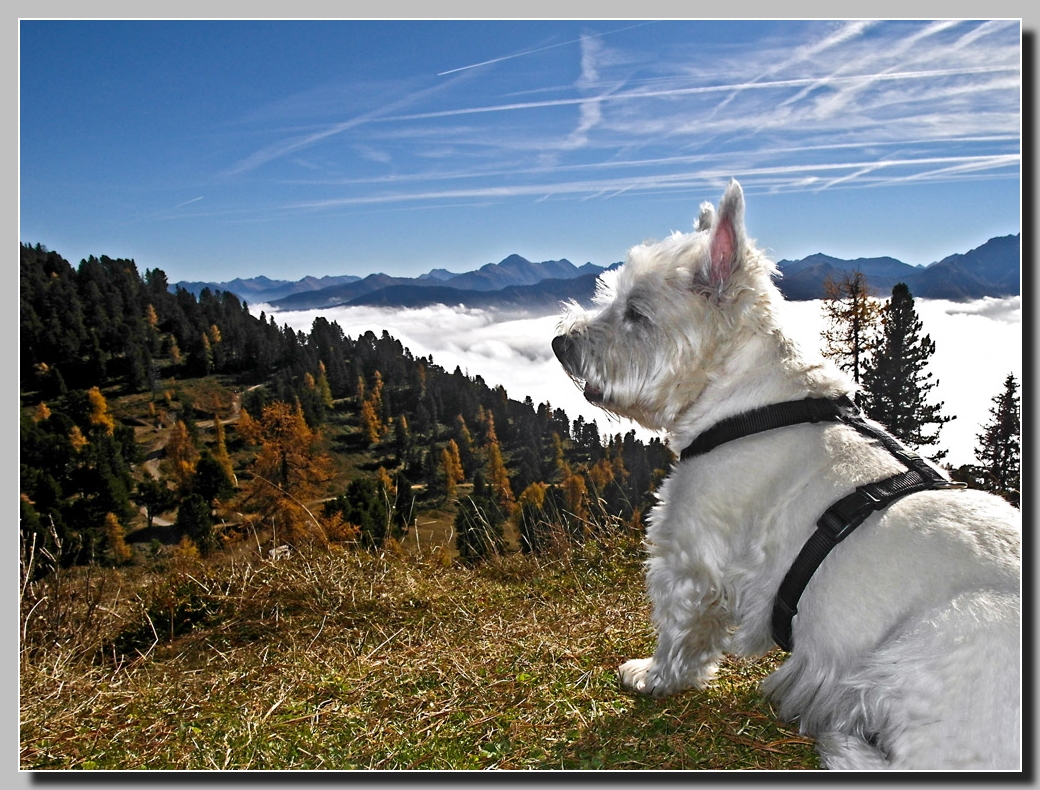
<box><xmin>553</xmin><ymin>180</ymin><xmax>1021</xmax><ymax>770</ymax></box>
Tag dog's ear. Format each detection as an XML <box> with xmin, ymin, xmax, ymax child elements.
<box><xmin>704</xmin><ymin>180</ymin><xmax>746</xmax><ymax>289</ymax></box>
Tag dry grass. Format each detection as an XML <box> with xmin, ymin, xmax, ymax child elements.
<box><xmin>20</xmin><ymin>533</ymin><xmax>818</xmax><ymax>771</ymax></box>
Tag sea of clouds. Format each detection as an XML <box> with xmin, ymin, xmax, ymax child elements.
<box><xmin>264</xmin><ymin>296</ymin><xmax>1021</xmax><ymax>469</ymax></box>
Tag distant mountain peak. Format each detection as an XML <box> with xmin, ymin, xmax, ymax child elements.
<box><xmin>775</xmin><ymin>235</ymin><xmax>1019</xmax><ymax>301</ymax></box>
<box><xmin>493</xmin><ymin>253</ymin><xmax>532</xmax><ymax>268</ymax></box>
<box><xmin>419</xmin><ymin>268</ymin><xmax>458</xmax><ymax>281</ymax></box>
<box><xmin>177</xmin><ymin>234</ymin><xmax>1018</xmax><ymax>311</ymax></box>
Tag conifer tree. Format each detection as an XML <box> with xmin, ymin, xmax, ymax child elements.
<box><xmin>562</xmin><ymin>470</ymin><xmax>589</xmax><ymax>534</ymax></box>
<box><xmin>34</xmin><ymin>401</ymin><xmax>51</xmax><ymax>422</ymax></box>
<box><xmin>484</xmin><ymin>440</ymin><xmax>513</xmax><ymax>510</ymax></box>
<box><xmin>192</xmin><ymin>449</ymin><xmax>236</xmax><ymax>507</ymax></box>
<box><xmin>974</xmin><ymin>373</ymin><xmax>1020</xmax><ymax>507</ymax></box>
<box><xmin>315</xmin><ymin>362</ymin><xmax>334</xmax><ymax>409</ymax></box>
<box><xmin>359</xmin><ymin>371</ymin><xmax>387</xmax><ymax>445</ymax></box>
<box><xmin>165</xmin><ymin>420</ymin><xmax>200</xmax><ymax>492</ymax></box>
<box><xmin>237</xmin><ymin>401</ymin><xmax>335</xmax><ymax>546</ymax></box>
<box><xmin>453</xmin><ymin>415</ymin><xmax>477</xmax><ymax>476</ymax></box>
<box><xmin>440</xmin><ymin>440</ymin><xmax>465</xmax><ymax>500</ymax></box>
<box><xmin>211</xmin><ymin>414</ymin><xmax>237</xmax><ymax>488</ymax></box>
<box><xmin>323</xmin><ymin>477</ymin><xmax>394</xmax><ymax>549</ymax></box>
<box><xmin>86</xmin><ymin>386</ymin><xmax>116</xmax><ymax>434</ymax></box>
<box><xmin>361</xmin><ymin>398</ymin><xmax>383</xmax><ymax>446</ymax></box>
<box><xmin>860</xmin><ymin>283</ymin><xmax>953</xmax><ymax>459</ymax></box>
<box><xmin>177</xmin><ymin>492</ymin><xmax>216</xmax><ymax>555</ymax></box>
<box><xmin>821</xmin><ymin>271</ymin><xmax>882</xmax><ymax>402</ymax></box>
<box><xmin>134</xmin><ymin>477</ymin><xmax>176</xmax><ymax>530</ymax></box>
<box><xmin>69</xmin><ymin>424</ymin><xmax>88</xmax><ymax>452</ymax></box>
<box><xmin>103</xmin><ymin>511</ymin><xmax>133</xmax><ymax>564</ymax></box>
<box><xmin>392</xmin><ymin>415</ymin><xmax>412</xmax><ymax>462</ymax></box>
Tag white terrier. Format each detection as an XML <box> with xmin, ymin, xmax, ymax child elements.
<box><xmin>553</xmin><ymin>180</ymin><xmax>1021</xmax><ymax>770</ymax></box>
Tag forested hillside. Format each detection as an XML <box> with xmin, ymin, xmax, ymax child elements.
<box><xmin>19</xmin><ymin>242</ymin><xmax>820</xmax><ymax>770</ymax></box>
<box><xmin>19</xmin><ymin>242</ymin><xmax>673</xmax><ymax>571</ymax></box>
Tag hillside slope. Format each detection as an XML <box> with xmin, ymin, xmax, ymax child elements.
<box><xmin>20</xmin><ymin>539</ymin><xmax>818</xmax><ymax>770</ymax></box>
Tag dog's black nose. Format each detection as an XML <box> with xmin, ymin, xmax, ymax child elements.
<box><xmin>552</xmin><ymin>334</ymin><xmax>573</xmax><ymax>365</ymax></box>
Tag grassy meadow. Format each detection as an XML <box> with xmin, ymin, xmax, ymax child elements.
<box><xmin>20</xmin><ymin>532</ymin><xmax>818</xmax><ymax>771</ymax></box>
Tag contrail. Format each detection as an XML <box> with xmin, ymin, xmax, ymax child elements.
<box><xmin>283</xmin><ymin>153</ymin><xmax>1019</xmax><ymax>209</ymax></box>
<box><xmin>383</xmin><ymin>65</ymin><xmax>1019</xmax><ymax>123</ymax></box>
<box><xmin>437</xmin><ymin>21</ymin><xmax>655</xmax><ymax>76</ymax></box>
<box><xmin>174</xmin><ymin>196</ymin><xmax>204</xmax><ymax>208</ymax></box>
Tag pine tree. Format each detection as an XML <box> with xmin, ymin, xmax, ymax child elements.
<box><xmin>176</xmin><ymin>493</ymin><xmax>216</xmax><ymax>555</ymax></box>
<box><xmin>820</xmin><ymin>271</ymin><xmax>882</xmax><ymax>402</ymax></box>
<box><xmin>323</xmin><ymin>477</ymin><xmax>394</xmax><ymax>549</ymax></box>
<box><xmin>192</xmin><ymin>450</ymin><xmax>236</xmax><ymax>507</ymax></box>
<box><xmin>860</xmin><ymin>283</ymin><xmax>953</xmax><ymax>459</ymax></box>
<box><xmin>974</xmin><ymin>373</ymin><xmax>1020</xmax><ymax>507</ymax></box>
<box><xmin>133</xmin><ymin>477</ymin><xmax>177</xmax><ymax>530</ymax></box>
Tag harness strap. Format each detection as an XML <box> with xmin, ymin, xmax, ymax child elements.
<box><xmin>677</xmin><ymin>394</ymin><xmax>961</xmax><ymax>653</ymax></box>
<box><xmin>680</xmin><ymin>396</ymin><xmax>854</xmax><ymax>461</ymax></box>
<box><xmin>771</xmin><ymin>466</ymin><xmax>949</xmax><ymax>651</ymax></box>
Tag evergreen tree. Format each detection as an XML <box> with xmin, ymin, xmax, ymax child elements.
<box><xmin>323</xmin><ymin>478</ymin><xmax>394</xmax><ymax>549</ymax></box>
<box><xmin>176</xmin><ymin>493</ymin><xmax>216</xmax><ymax>555</ymax></box>
<box><xmin>974</xmin><ymin>373</ymin><xmax>1020</xmax><ymax>507</ymax></box>
<box><xmin>191</xmin><ymin>449</ymin><xmax>236</xmax><ymax>506</ymax></box>
<box><xmin>133</xmin><ymin>477</ymin><xmax>177</xmax><ymax>530</ymax></box>
<box><xmin>820</xmin><ymin>270</ymin><xmax>882</xmax><ymax>402</ymax></box>
<box><xmin>860</xmin><ymin>283</ymin><xmax>953</xmax><ymax>459</ymax></box>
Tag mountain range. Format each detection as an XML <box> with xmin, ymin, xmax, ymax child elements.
<box><xmin>174</xmin><ymin>233</ymin><xmax>1020</xmax><ymax>312</ymax></box>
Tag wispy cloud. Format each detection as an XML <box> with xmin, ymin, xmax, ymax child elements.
<box><xmin>223</xmin><ymin>20</ymin><xmax>1019</xmax><ymax>214</ymax></box>
<box><xmin>370</xmin><ymin>65</ymin><xmax>1015</xmax><ymax>126</ymax></box>
<box><xmin>224</xmin><ymin>75</ymin><xmax>470</xmax><ymax>176</ymax></box>
<box><xmin>436</xmin><ymin>21</ymin><xmax>656</xmax><ymax>76</ymax></box>
<box><xmin>709</xmin><ymin>19</ymin><xmax>879</xmax><ymax>117</ymax></box>
<box><xmin>281</xmin><ymin>153</ymin><xmax>1017</xmax><ymax>212</ymax></box>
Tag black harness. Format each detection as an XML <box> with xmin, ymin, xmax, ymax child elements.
<box><xmin>679</xmin><ymin>395</ymin><xmax>963</xmax><ymax>652</ymax></box>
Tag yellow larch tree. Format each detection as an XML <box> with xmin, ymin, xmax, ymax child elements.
<box><xmin>237</xmin><ymin>401</ymin><xmax>336</xmax><ymax>547</ymax></box>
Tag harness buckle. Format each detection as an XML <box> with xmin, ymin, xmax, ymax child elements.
<box><xmin>817</xmin><ymin>486</ymin><xmax>882</xmax><ymax>541</ymax></box>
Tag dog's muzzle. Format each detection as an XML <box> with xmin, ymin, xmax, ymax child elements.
<box><xmin>552</xmin><ymin>333</ymin><xmax>604</xmax><ymax>404</ymax></box>
<box><xmin>551</xmin><ymin>333</ymin><xmax>578</xmax><ymax>369</ymax></box>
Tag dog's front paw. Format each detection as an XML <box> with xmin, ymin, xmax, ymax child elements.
<box><xmin>618</xmin><ymin>657</ymin><xmax>670</xmax><ymax>697</ymax></box>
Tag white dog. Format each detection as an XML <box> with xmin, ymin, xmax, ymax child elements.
<box><xmin>552</xmin><ymin>180</ymin><xmax>1021</xmax><ymax>770</ymax></box>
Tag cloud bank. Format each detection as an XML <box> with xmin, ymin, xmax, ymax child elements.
<box><xmin>267</xmin><ymin>296</ymin><xmax>1020</xmax><ymax>469</ymax></box>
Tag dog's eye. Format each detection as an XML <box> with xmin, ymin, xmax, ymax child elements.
<box><xmin>624</xmin><ymin>303</ymin><xmax>649</xmax><ymax>324</ymax></box>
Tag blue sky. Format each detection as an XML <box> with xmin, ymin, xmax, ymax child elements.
<box><xmin>19</xmin><ymin>19</ymin><xmax>1022</xmax><ymax>284</ymax></box>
